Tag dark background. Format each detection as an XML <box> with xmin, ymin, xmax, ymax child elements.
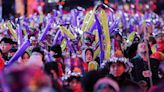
<box><xmin>2</xmin><ymin>0</ymin><xmax>164</xmax><ymax>20</ymax></box>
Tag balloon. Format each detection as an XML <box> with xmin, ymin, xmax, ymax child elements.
<box><xmin>53</xmin><ymin>31</ymin><xmax>61</xmax><ymax>45</ymax></box>
<box><xmin>127</xmin><ymin>32</ymin><xmax>135</xmax><ymax>43</ymax></box>
<box><xmin>89</xmin><ymin>22</ymin><xmax>96</xmax><ymax>33</ymax></box>
<box><xmin>88</xmin><ymin>61</ymin><xmax>98</xmax><ymax>71</ymax></box>
<box><xmin>95</xmin><ymin>14</ymin><xmax>105</xmax><ymax>64</ymax></box>
<box><xmin>64</xmin><ymin>34</ymin><xmax>75</xmax><ymax>53</ymax></box>
<box><xmin>71</xmin><ymin>9</ymin><xmax>78</xmax><ymax>27</ymax></box>
<box><xmin>81</xmin><ymin>11</ymin><xmax>95</xmax><ymax>32</ymax></box>
<box><xmin>94</xmin><ymin>46</ymin><xmax>100</xmax><ymax>60</ymax></box>
<box><xmin>59</xmin><ymin>26</ymin><xmax>75</xmax><ymax>40</ymax></box>
<box><xmin>7</xmin><ymin>21</ymin><xmax>17</xmax><ymax>39</ymax></box>
<box><xmin>39</xmin><ymin>19</ymin><xmax>53</xmax><ymax>42</ymax></box>
<box><xmin>61</xmin><ymin>39</ymin><xmax>67</xmax><ymax>51</ymax></box>
<box><xmin>109</xmin><ymin>20</ymin><xmax>119</xmax><ymax>33</ymax></box>
<box><xmin>17</xmin><ymin>26</ymin><xmax>23</xmax><ymax>48</ymax></box>
<box><xmin>6</xmin><ymin>40</ymin><xmax>30</xmax><ymax>67</ymax></box>
<box><xmin>100</xmin><ymin>10</ymin><xmax>111</xmax><ymax>60</ymax></box>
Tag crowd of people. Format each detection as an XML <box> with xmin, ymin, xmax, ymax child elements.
<box><xmin>0</xmin><ymin>2</ymin><xmax>163</xmax><ymax>92</ymax></box>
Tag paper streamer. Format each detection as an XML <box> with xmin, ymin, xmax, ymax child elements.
<box><xmin>6</xmin><ymin>40</ymin><xmax>30</xmax><ymax>67</ymax></box>
<box><xmin>100</xmin><ymin>10</ymin><xmax>111</xmax><ymax>60</ymax></box>
<box><xmin>7</xmin><ymin>21</ymin><xmax>17</xmax><ymax>39</ymax></box>
<box><xmin>59</xmin><ymin>26</ymin><xmax>75</xmax><ymax>40</ymax></box>
<box><xmin>39</xmin><ymin>19</ymin><xmax>53</xmax><ymax>42</ymax></box>
<box><xmin>95</xmin><ymin>14</ymin><xmax>105</xmax><ymax>64</ymax></box>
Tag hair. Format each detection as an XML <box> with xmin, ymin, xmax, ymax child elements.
<box><xmin>109</xmin><ymin>61</ymin><xmax>126</xmax><ymax>69</ymax></box>
<box><xmin>149</xmin><ymin>36</ymin><xmax>156</xmax><ymax>45</ymax></box>
<box><xmin>0</xmin><ymin>37</ymin><xmax>14</xmax><ymax>44</ymax></box>
<box><xmin>85</xmin><ymin>48</ymin><xmax>94</xmax><ymax>57</ymax></box>
<box><xmin>32</xmin><ymin>47</ymin><xmax>45</xmax><ymax>63</ymax></box>
<box><xmin>21</xmin><ymin>51</ymin><xmax>30</xmax><ymax>59</ymax></box>
<box><xmin>44</xmin><ymin>61</ymin><xmax>59</xmax><ymax>77</ymax></box>
<box><xmin>9</xmin><ymin>48</ymin><xmax>17</xmax><ymax>53</ymax></box>
<box><xmin>50</xmin><ymin>44</ymin><xmax>62</xmax><ymax>58</ymax></box>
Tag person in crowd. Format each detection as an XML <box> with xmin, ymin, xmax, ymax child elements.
<box><xmin>148</xmin><ymin>61</ymin><xmax>164</xmax><ymax>92</ymax></box>
<box><xmin>83</xmin><ymin>48</ymin><xmax>98</xmax><ymax>72</ymax></box>
<box><xmin>130</xmin><ymin>41</ymin><xmax>160</xmax><ymax>88</ymax></box>
<box><xmin>81</xmin><ymin>70</ymin><xmax>106</xmax><ymax>92</ymax></box>
<box><xmin>70</xmin><ymin>57</ymin><xmax>85</xmax><ymax>74</ymax></box>
<box><xmin>105</xmin><ymin>56</ymin><xmax>143</xmax><ymax>92</ymax></box>
<box><xmin>19</xmin><ymin>51</ymin><xmax>30</xmax><ymax>64</ymax></box>
<box><xmin>8</xmin><ymin>48</ymin><xmax>17</xmax><ymax>60</ymax></box>
<box><xmin>50</xmin><ymin>44</ymin><xmax>65</xmax><ymax>77</ymax></box>
<box><xmin>125</xmin><ymin>34</ymin><xmax>141</xmax><ymax>59</ymax></box>
<box><xmin>150</xmin><ymin>31</ymin><xmax>164</xmax><ymax>62</ymax></box>
<box><xmin>0</xmin><ymin>49</ymin><xmax>4</xmax><ymax>71</ymax></box>
<box><xmin>63</xmin><ymin>73</ymin><xmax>83</xmax><ymax>92</ymax></box>
<box><xmin>44</xmin><ymin>61</ymin><xmax>64</xmax><ymax>92</ymax></box>
<box><xmin>3</xmin><ymin>65</ymin><xmax>53</xmax><ymax>92</ymax></box>
<box><xmin>153</xmin><ymin>31</ymin><xmax>164</xmax><ymax>53</ymax></box>
<box><xmin>27</xmin><ymin>47</ymin><xmax>45</xmax><ymax>67</ymax></box>
<box><xmin>84</xmin><ymin>48</ymin><xmax>94</xmax><ymax>64</ymax></box>
<box><xmin>93</xmin><ymin>77</ymin><xmax>120</xmax><ymax>92</ymax></box>
<box><xmin>148</xmin><ymin>36</ymin><xmax>156</xmax><ymax>47</ymax></box>
<box><xmin>0</xmin><ymin>37</ymin><xmax>14</xmax><ymax>61</ymax></box>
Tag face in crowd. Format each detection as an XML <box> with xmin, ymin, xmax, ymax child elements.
<box><xmin>155</xmin><ymin>33</ymin><xmax>164</xmax><ymax>44</ymax></box>
<box><xmin>0</xmin><ymin>41</ymin><xmax>12</xmax><ymax>54</ymax></box>
<box><xmin>85</xmin><ymin>49</ymin><xmax>93</xmax><ymax>63</ymax></box>
<box><xmin>137</xmin><ymin>42</ymin><xmax>148</xmax><ymax>56</ymax></box>
<box><xmin>21</xmin><ymin>52</ymin><xmax>30</xmax><ymax>63</ymax></box>
<box><xmin>110</xmin><ymin>62</ymin><xmax>126</xmax><ymax>77</ymax></box>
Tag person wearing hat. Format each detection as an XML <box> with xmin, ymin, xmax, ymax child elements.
<box><xmin>106</xmin><ymin>57</ymin><xmax>136</xmax><ymax>88</ymax></box>
<box><xmin>152</xmin><ymin>30</ymin><xmax>164</xmax><ymax>53</ymax></box>
<box><xmin>62</xmin><ymin>72</ymin><xmax>83</xmax><ymax>92</ymax></box>
<box><xmin>0</xmin><ymin>37</ymin><xmax>14</xmax><ymax>61</ymax></box>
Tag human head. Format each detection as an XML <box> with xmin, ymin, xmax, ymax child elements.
<box><xmin>44</xmin><ymin>61</ymin><xmax>59</xmax><ymax>79</ymax></box>
<box><xmin>65</xmin><ymin>73</ymin><xmax>83</xmax><ymax>92</ymax></box>
<box><xmin>114</xmin><ymin>32</ymin><xmax>122</xmax><ymax>42</ymax></box>
<box><xmin>0</xmin><ymin>37</ymin><xmax>13</xmax><ymax>53</ymax></box>
<box><xmin>21</xmin><ymin>51</ymin><xmax>30</xmax><ymax>63</ymax></box>
<box><xmin>137</xmin><ymin>41</ymin><xmax>148</xmax><ymax>56</ymax></box>
<box><xmin>8</xmin><ymin>48</ymin><xmax>17</xmax><ymax>58</ymax></box>
<box><xmin>50</xmin><ymin>44</ymin><xmax>62</xmax><ymax>58</ymax></box>
<box><xmin>27</xmin><ymin>47</ymin><xmax>45</xmax><ymax>67</ymax></box>
<box><xmin>94</xmin><ymin>77</ymin><xmax>120</xmax><ymax>92</ymax></box>
<box><xmin>153</xmin><ymin>30</ymin><xmax>164</xmax><ymax>44</ymax></box>
<box><xmin>31</xmin><ymin>47</ymin><xmax>44</xmax><ymax>62</ymax></box>
<box><xmin>4</xmin><ymin>65</ymin><xmax>52</xmax><ymax>92</ymax></box>
<box><xmin>85</xmin><ymin>48</ymin><xmax>94</xmax><ymax>63</ymax></box>
<box><xmin>109</xmin><ymin>57</ymin><xmax>132</xmax><ymax>77</ymax></box>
